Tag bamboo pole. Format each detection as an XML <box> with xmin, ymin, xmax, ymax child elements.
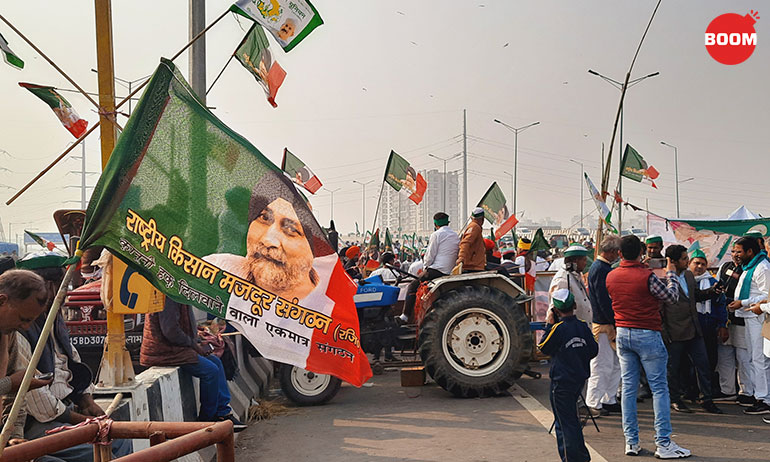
<box><xmin>0</xmin><ymin>260</ymin><xmax>80</xmax><ymax>453</ymax></box>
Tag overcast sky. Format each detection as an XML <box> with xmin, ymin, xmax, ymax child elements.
<box><xmin>0</xmin><ymin>0</ymin><xmax>767</xmax><ymax>243</ymax></box>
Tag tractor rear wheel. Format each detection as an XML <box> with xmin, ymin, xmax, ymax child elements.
<box><xmin>418</xmin><ymin>285</ymin><xmax>531</xmax><ymax>398</ymax></box>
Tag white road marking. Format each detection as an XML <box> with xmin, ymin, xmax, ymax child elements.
<box><xmin>511</xmin><ymin>384</ymin><xmax>609</xmax><ymax>462</ymax></box>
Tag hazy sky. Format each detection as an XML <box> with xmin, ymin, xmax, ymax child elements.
<box><xmin>0</xmin><ymin>0</ymin><xmax>767</xmax><ymax>243</ymax></box>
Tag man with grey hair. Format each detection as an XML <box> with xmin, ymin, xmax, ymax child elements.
<box><xmin>585</xmin><ymin>235</ymin><xmax>622</xmax><ymax>416</ymax></box>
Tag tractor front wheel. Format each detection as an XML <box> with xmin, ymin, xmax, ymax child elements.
<box><xmin>418</xmin><ymin>286</ymin><xmax>531</xmax><ymax>398</ymax></box>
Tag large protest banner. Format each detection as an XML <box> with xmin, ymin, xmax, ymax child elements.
<box><xmin>647</xmin><ymin>212</ymin><xmax>770</xmax><ymax>267</ymax></box>
<box><xmin>79</xmin><ymin>59</ymin><xmax>371</xmax><ymax>386</ymax></box>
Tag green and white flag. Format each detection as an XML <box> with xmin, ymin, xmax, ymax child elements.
<box><xmin>234</xmin><ymin>24</ymin><xmax>286</xmax><ymax>108</ymax></box>
<box><xmin>477</xmin><ymin>182</ymin><xmax>518</xmax><ymax>239</ymax></box>
<box><xmin>78</xmin><ymin>58</ymin><xmax>371</xmax><ymax>386</ymax></box>
<box><xmin>621</xmin><ymin>144</ymin><xmax>659</xmax><ymax>189</ymax></box>
<box><xmin>384</xmin><ymin>150</ymin><xmax>427</xmax><ymax>205</ymax></box>
<box><xmin>231</xmin><ymin>0</ymin><xmax>324</xmax><ymax>53</ymax></box>
<box><xmin>584</xmin><ymin>172</ymin><xmax>617</xmax><ymax>233</ymax></box>
<box><xmin>0</xmin><ymin>31</ymin><xmax>23</xmax><ymax>70</ymax></box>
<box><xmin>19</xmin><ymin>82</ymin><xmax>88</xmax><ymax>138</ymax></box>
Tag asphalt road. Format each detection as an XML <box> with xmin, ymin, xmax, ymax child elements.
<box><xmin>235</xmin><ymin>364</ymin><xmax>769</xmax><ymax>461</ymax></box>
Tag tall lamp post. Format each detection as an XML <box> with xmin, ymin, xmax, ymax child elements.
<box><xmin>503</xmin><ymin>171</ymin><xmax>513</xmax><ymax>206</ymax></box>
<box><xmin>323</xmin><ymin>187</ymin><xmax>341</xmax><ymax>223</ymax></box>
<box><xmin>588</xmin><ymin>69</ymin><xmax>659</xmax><ymax>231</ymax></box>
<box><xmin>569</xmin><ymin>159</ymin><xmax>585</xmax><ymax>227</ymax></box>
<box><xmin>493</xmin><ymin>118</ymin><xmax>540</xmax><ymax>228</ymax></box>
<box><xmin>352</xmin><ymin>180</ymin><xmax>373</xmax><ymax>231</ymax></box>
<box><xmin>428</xmin><ymin>152</ymin><xmax>461</xmax><ymax>211</ymax></box>
<box><xmin>660</xmin><ymin>141</ymin><xmax>680</xmax><ymax>217</ymax></box>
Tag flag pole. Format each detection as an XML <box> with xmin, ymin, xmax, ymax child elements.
<box><xmin>3</xmin><ymin>8</ymin><xmax>231</xmax><ymax>207</ymax></box>
<box><xmin>368</xmin><ymin>182</ymin><xmax>386</xmax><ymax>244</ymax></box>
<box><xmin>205</xmin><ymin>56</ymin><xmax>234</xmax><ymax>96</ymax></box>
<box><xmin>595</xmin><ymin>0</ymin><xmax>661</xmax><ymax>252</ymax></box>
<box><xmin>0</xmin><ymin>259</ymin><xmax>80</xmax><ymax>453</ymax></box>
<box><xmin>0</xmin><ymin>13</ymin><xmax>123</xmax><ymax>131</ymax></box>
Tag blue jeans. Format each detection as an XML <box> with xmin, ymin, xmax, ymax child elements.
<box><xmin>616</xmin><ymin>327</ymin><xmax>672</xmax><ymax>447</ymax></box>
<box><xmin>181</xmin><ymin>354</ymin><xmax>232</xmax><ymax>421</ymax></box>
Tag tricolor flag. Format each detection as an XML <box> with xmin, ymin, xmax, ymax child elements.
<box><xmin>19</xmin><ymin>83</ymin><xmax>88</xmax><ymax>138</ymax></box>
<box><xmin>477</xmin><ymin>182</ymin><xmax>518</xmax><ymax>240</ymax></box>
<box><xmin>281</xmin><ymin>148</ymin><xmax>322</xmax><ymax>194</ymax></box>
<box><xmin>584</xmin><ymin>172</ymin><xmax>618</xmax><ymax>233</ymax></box>
<box><xmin>234</xmin><ymin>24</ymin><xmax>286</xmax><ymax>108</ymax></box>
<box><xmin>0</xmin><ymin>31</ymin><xmax>23</xmax><ymax>70</ymax></box>
<box><xmin>621</xmin><ymin>144</ymin><xmax>659</xmax><ymax>189</ymax></box>
<box><xmin>231</xmin><ymin>0</ymin><xmax>324</xmax><ymax>53</ymax></box>
<box><xmin>525</xmin><ymin>228</ymin><xmax>550</xmax><ymax>291</ymax></box>
<box><xmin>77</xmin><ymin>59</ymin><xmax>371</xmax><ymax>386</ymax></box>
<box><xmin>25</xmin><ymin>230</ymin><xmax>56</xmax><ymax>251</ymax></box>
<box><xmin>384</xmin><ymin>150</ymin><xmax>427</xmax><ymax>205</ymax></box>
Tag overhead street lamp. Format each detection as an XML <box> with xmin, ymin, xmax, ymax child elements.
<box><xmin>493</xmin><ymin>118</ymin><xmax>540</xmax><ymax>227</ymax></box>
<box><xmin>352</xmin><ymin>180</ymin><xmax>374</xmax><ymax>232</ymax></box>
<box><xmin>588</xmin><ymin>69</ymin><xmax>659</xmax><ymax>231</ymax></box>
<box><xmin>428</xmin><ymin>152</ymin><xmax>461</xmax><ymax>211</ymax></box>
<box><xmin>660</xmin><ymin>141</ymin><xmax>680</xmax><ymax>218</ymax></box>
<box><xmin>91</xmin><ymin>69</ymin><xmax>152</xmax><ymax>115</ymax></box>
<box><xmin>323</xmin><ymin>187</ymin><xmax>341</xmax><ymax>222</ymax></box>
<box><xmin>569</xmin><ymin>159</ymin><xmax>585</xmax><ymax>227</ymax></box>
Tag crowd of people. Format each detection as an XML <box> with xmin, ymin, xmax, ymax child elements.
<box><xmin>0</xmin><ymin>249</ymin><xmax>245</xmax><ymax>461</ymax></box>
<box><xmin>542</xmin><ymin>232</ymin><xmax>770</xmax><ymax>461</ymax></box>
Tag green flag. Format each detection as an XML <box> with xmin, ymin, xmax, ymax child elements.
<box><xmin>367</xmin><ymin>228</ymin><xmax>380</xmax><ymax>251</ymax></box>
<box><xmin>19</xmin><ymin>82</ymin><xmax>88</xmax><ymax>138</ymax></box>
<box><xmin>384</xmin><ymin>150</ymin><xmax>427</xmax><ymax>205</ymax></box>
<box><xmin>0</xmin><ymin>31</ymin><xmax>23</xmax><ymax>70</ymax></box>
<box><xmin>78</xmin><ymin>58</ymin><xmax>370</xmax><ymax>386</ymax></box>
<box><xmin>621</xmin><ymin>144</ymin><xmax>659</xmax><ymax>189</ymax></box>
<box><xmin>281</xmin><ymin>148</ymin><xmax>321</xmax><ymax>193</ymax></box>
<box><xmin>234</xmin><ymin>24</ymin><xmax>286</xmax><ymax>108</ymax></box>
<box><xmin>384</xmin><ymin>228</ymin><xmax>393</xmax><ymax>252</ymax></box>
<box><xmin>477</xmin><ymin>182</ymin><xmax>518</xmax><ymax>239</ymax></box>
<box><xmin>231</xmin><ymin>0</ymin><xmax>324</xmax><ymax>52</ymax></box>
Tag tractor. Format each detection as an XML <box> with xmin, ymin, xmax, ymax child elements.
<box><xmin>279</xmin><ymin>268</ymin><xmax>535</xmax><ymax>404</ymax></box>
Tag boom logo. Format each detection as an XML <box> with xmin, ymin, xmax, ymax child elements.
<box><xmin>705</xmin><ymin>10</ymin><xmax>759</xmax><ymax>65</ymax></box>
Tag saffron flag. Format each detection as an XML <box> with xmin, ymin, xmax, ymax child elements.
<box><xmin>384</xmin><ymin>150</ymin><xmax>427</xmax><ymax>205</ymax></box>
<box><xmin>231</xmin><ymin>0</ymin><xmax>323</xmax><ymax>53</ymax></box>
<box><xmin>0</xmin><ymin>31</ymin><xmax>23</xmax><ymax>70</ymax></box>
<box><xmin>525</xmin><ymin>229</ymin><xmax>550</xmax><ymax>291</ymax></box>
<box><xmin>78</xmin><ymin>59</ymin><xmax>371</xmax><ymax>386</ymax></box>
<box><xmin>584</xmin><ymin>173</ymin><xmax>617</xmax><ymax>233</ymax></box>
<box><xmin>477</xmin><ymin>182</ymin><xmax>518</xmax><ymax>240</ymax></box>
<box><xmin>621</xmin><ymin>144</ymin><xmax>659</xmax><ymax>189</ymax></box>
<box><xmin>19</xmin><ymin>83</ymin><xmax>88</xmax><ymax>138</ymax></box>
<box><xmin>281</xmin><ymin>148</ymin><xmax>322</xmax><ymax>194</ymax></box>
<box><xmin>234</xmin><ymin>24</ymin><xmax>286</xmax><ymax>108</ymax></box>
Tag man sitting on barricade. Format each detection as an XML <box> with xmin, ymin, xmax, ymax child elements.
<box><xmin>6</xmin><ymin>251</ymin><xmax>131</xmax><ymax>461</ymax></box>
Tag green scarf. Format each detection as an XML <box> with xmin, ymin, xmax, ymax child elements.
<box><xmin>738</xmin><ymin>250</ymin><xmax>768</xmax><ymax>300</ymax></box>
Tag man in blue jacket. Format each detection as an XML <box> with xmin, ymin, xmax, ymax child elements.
<box><xmin>539</xmin><ymin>289</ymin><xmax>599</xmax><ymax>462</ymax></box>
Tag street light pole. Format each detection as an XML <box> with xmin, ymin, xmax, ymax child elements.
<box><xmin>503</xmin><ymin>171</ymin><xmax>513</xmax><ymax>207</ymax></box>
<box><xmin>588</xmin><ymin>69</ymin><xmax>659</xmax><ymax>231</ymax></box>
<box><xmin>428</xmin><ymin>153</ymin><xmax>461</xmax><ymax>211</ymax></box>
<box><xmin>569</xmin><ymin>159</ymin><xmax>584</xmax><ymax>227</ymax></box>
<box><xmin>323</xmin><ymin>187</ymin><xmax>341</xmax><ymax>222</ymax></box>
<box><xmin>661</xmin><ymin>141</ymin><xmax>680</xmax><ymax>217</ymax></box>
<box><xmin>352</xmin><ymin>180</ymin><xmax>373</xmax><ymax>231</ymax></box>
<box><xmin>493</xmin><ymin>119</ymin><xmax>540</xmax><ymax>228</ymax></box>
